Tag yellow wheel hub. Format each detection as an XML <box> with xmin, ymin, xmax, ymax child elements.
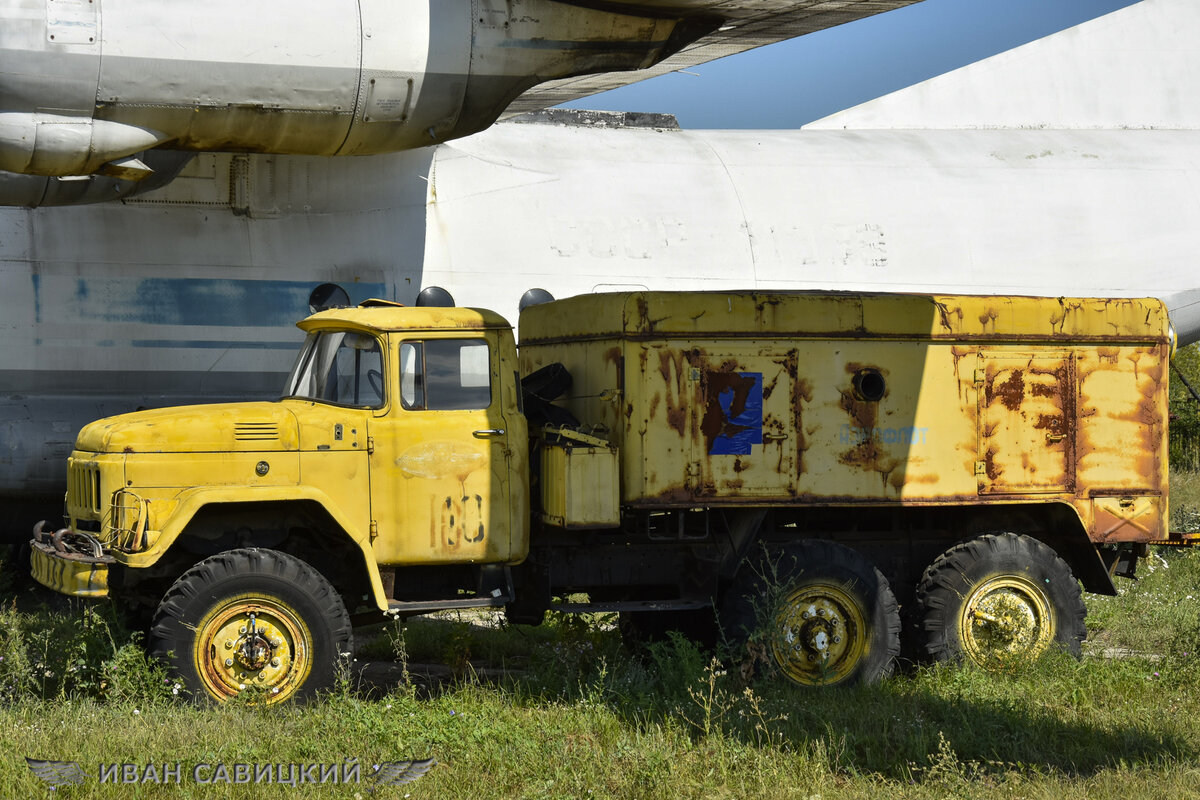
<box><xmin>770</xmin><ymin>583</ymin><xmax>868</xmax><ymax>686</ymax></box>
<box><xmin>193</xmin><ymin>595</ymin><xmax>313</xmax><ymax>703</ymax></box>
<box><xmin>959</xmin><ymin>576</ymin><xmax>1054</xmax><ymax>665</ymax></box>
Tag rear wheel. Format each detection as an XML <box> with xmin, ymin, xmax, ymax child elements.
<box><xmin>722</xmin><ymin>539</ymin><xmax>900</xmax><ymax>687</ymax></box>
<box><xmin>150</xmin><ymin>548</ymin><xmax>352</xmax><ymax>703</ymax></box>
<box><xmin>916</xmin><ymin>533</ymin><xmax>1086</xmax><ymax>666</ymax></box>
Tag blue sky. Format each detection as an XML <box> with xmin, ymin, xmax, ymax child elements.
<box><xmin>559</xmin><ymin>0</ymin><xmax>1142</xmax><ymax>128</ymax></box>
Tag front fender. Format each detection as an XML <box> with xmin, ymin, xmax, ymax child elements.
<box><xmin>121</xmin><ymin>485</ymin><xmax>389</xmax><ymax>611</ymax></box>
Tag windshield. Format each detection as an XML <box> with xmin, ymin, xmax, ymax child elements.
<box><xmin>283</xmin><ymin>330</ymin><xmax>385</xmax><ymax>408</ymax></box>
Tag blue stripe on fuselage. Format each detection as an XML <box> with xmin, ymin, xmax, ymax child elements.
<box><xmin>34</xmin><ymin>277</ymin><xmax>388</xmax><ymax>327</ymax></box>
<box><xmin>129</xmin><ymin>340</ymin><xmax>301</xmax><ymax>349</ymax></box>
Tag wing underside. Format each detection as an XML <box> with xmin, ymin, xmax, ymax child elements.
<box><xmin>503</xmin><ymin>0</ymin><xmax>924</xmax><ymax>115</ymax></box>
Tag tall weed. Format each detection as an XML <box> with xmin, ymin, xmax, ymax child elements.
<box><xmin>0</xmin><ymin>600</ymin><xmax>171</xmax><ymax>703</ymax></box>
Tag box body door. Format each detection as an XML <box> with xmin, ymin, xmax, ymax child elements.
<box><xmin>690</xmin><ymin>350</ymin><xmax>799</xmax><ymax>497</ymax></box>
<box><xmin>978</xmin><ymin>352</ymin><xmax>1075</xmax><ymax>495</ymax></box>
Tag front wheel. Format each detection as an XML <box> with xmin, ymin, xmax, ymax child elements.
<box><xmin>916</xmin><ymin>533</ymin><xmax>1086</xmax><ymax>667</ymax></box>
<box><xmin>722</xmin><ymin>539</ymin><xmax>900</xmax><ymax>687</ymax></box>
<box><xmin>150</xmin><ymin>548</ymin><xmax>353</xmax><ymax>703</ymax></box>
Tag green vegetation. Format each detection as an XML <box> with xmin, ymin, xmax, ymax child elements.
<box><xmin>6</xmin><ymin>491</ymin><xmax>1200</xmax><ymax>798</ymax></box>
<box><xmin>1170</xmin><ymin>343</ymin><xmax>1200</xmax><ymax>472</ymax></box>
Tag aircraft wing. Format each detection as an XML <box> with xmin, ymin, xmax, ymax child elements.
<box><xmin>0</xmin><ymin>0</ymin><xmax>919</xmax><ymax>186</ymax></box>
<box><xmin>504</xmin><ymin>0</ymin><xmax>925</xmax><ymax>115</ymax></box>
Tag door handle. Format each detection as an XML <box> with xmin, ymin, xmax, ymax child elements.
<box><xmin>473</xmin><ymin>428</ymin><xmax>506</xmax><ymax>439</ymax></box>
<box><xmin>1046</xmin><ymin>433</ymin><xmax>1066</xmax><ymax>443</ymax></box>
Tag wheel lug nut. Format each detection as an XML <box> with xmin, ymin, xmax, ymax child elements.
<box><xmin>801</xmin><ymin>611</ymin><xmax>810</xmax><ymax>619</ymax></box>
<box><xmin>808</xmin><ymin>654</ymin><xmax>816</xmax><ymax>661</ymax></box>
<box><xmin>239</xmin><ymin>626</ymin><xmax>247</xmax><ymax>634</ymax></box>
<box><xmin>224</xmin><ymin>658</ymin><xmax>233</xmax><ymax>667</ymax></box>
<box><xmin>817</xmin><ymin>608</ymin><xmax>825</xmax><ymax>616</ymax></box>
<box><xmin>224</xmin><ymin>640</ymin><xmax>233</xmax><ymax>649</ymax></box>
<box><xmin>271</xmin><ymin>657</ymin><xmax>280</xmax><ymax>667</ymax></box>
<box><xmin>833</xmin><ymin>636</ymin><xmax>842</xmax><ymax>644</ymax></box>
<box><xmin>258</xmin><ymin>671</ymin><xmax>266</xmax><ymax>679</ymax></box>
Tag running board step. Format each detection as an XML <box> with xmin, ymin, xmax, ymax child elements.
<box><xmin>385</xmin><ymin>595</ymin><xmax>510</xmax><ymax>615</ymax></box>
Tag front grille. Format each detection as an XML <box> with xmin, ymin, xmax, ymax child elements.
<box><xmin>234</xmin><ymin>422</ymin><xmax>279</xmax><ymax>441</ymax></box>
<box><xmin>69</xmin><ymin>461</ymin><xmax>102</xmax><ymax>515</ymax></box>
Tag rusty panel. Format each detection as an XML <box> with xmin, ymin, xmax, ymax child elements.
<box><xmin>517</xmin><ymin>292</ymin><xmax>1168</xmax><ymax>511</ymax></box>
<box><xmin>628</xmin><ymin>342</ymin><xmax>694</xmax><ymax>500</ymax></box>
<box><xmin>519</xmin><ymin>292</ymin><xmax>1171</xmax><ymax>345</ymax></box>
<box><xmin>615</xmin><ymin>338</ymin><xmax>981</xmax><ymax>505</ymax></box>
<box><xmin>1075</xmin><ymin>345</ymin><xmax>1167</xmax><ymax>494</ymax></box>
<box><xmin>623</xmin><ymin>292</ymin><xmax>864</xmax><ymax>339</ymax></box>
<box><xmin>627</xmin><ymin>345</ymin><xmax>801</xmax><ymax>500</ymax></box>
<box><xmin>1089</xmin><ymin>496</ymin><xmax>1164</xmax><ymax>543</ymax></box>
<box><xmin>796</xmin><ymin>342</ymin><xmax>979</xmax><ymax>502</ymax></box>
<box><xmin>916</xmin><ymin>296</ymin><xmax>1170</xmax><ymax>342</ymax></box>
<box><xmin>978</xmin><ymin>352</ymin><xmax>1074</xmax><ymax>495</ymax></box>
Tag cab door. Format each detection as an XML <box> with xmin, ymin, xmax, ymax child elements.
<box><xmin>369</xmin><ymin>334</ymin><xmax>522</xmax><ymax>565</ymax></box>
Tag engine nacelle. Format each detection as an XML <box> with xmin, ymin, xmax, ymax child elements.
<box><xmin>0</xmin><ymin>0</ymin><xmax>687</xmax><ymax>176</ymax></box>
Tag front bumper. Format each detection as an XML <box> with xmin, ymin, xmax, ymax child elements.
<box><xmin>29</xmin><ymin>522</ymin><xmax>114</xmax><ymax>598</ymax></box>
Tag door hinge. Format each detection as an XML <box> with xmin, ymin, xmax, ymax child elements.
<box><xmin>369</xmin><ymin>520</ymin><xmax>378</xmax><ymax>542</ymax></box>
<box><xmin>366</xmin><ymin>436</ymin><xmax>375</xmax><ymax>455</ymax></box>
<box><xmin>974</xmin><ymin>368</ymin><xmax>986</xmax><ymax>385</ymax></box>
<box><xmin>974</xmin><ymin>460</ymin><xmax>987</xmax><ymax>476</ymax></box>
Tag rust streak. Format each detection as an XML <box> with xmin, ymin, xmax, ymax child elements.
<box><xmin>992</xmin><ymin>369</ymin><xmax>1026</xmax><ymax>411</ymax></box>
<box><xmin>983</xmin><ymin>446</ymin><xmax>1002</xmax><ymax>480</ymax></box>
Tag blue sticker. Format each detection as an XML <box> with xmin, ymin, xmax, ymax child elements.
<box><xmin>708</xmin><ymin>373</ymin><xmax>763</xmax><ymax>455</ymax></box>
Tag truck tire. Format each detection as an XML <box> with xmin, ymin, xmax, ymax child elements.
<box><xmin>916</xmin><ymin>533</ymin><xmax>1086</xmax><ymax>666</ymax></box>
<box><xmin>149</xmin><ymin>548</ymin><xmax>353</xmax><ymax>703</ymax></box>
<box><xmin>721</xmin><ymin>539</ymin><xmax>900</xmax><ymax>687</ymax></box>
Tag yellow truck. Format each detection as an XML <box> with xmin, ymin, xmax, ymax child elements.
<box><xmin>30</xmin><ymin>291</ymin><xmax>1174</xmax><ymax>701</ymax></box>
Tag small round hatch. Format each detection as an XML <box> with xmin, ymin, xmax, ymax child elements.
<box><xmin>852</xmin><ymin>368</ymin><xmax>886</xmax><ymax>402</ymax></box>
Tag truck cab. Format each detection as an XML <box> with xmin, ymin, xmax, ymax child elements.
<box><xmin>288</xmin><ymin>303</ymin><xmax>529</xmax><ymax>569</ymax></box>
<box><xmin>31</xmin><ymin>302</ymin><xmax>528</xmax><ymax>702</ymax></box>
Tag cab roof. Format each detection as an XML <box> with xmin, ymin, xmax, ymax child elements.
<box><xmin>298</xmin><ymin>302</ymin><xmax>511</xmax><ymax>334</ymax></box>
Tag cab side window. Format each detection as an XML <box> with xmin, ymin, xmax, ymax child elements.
<box><xmin>400</xmin><ymin>339</ymin><xmax>491</xmax><ymax>411</ymax></box>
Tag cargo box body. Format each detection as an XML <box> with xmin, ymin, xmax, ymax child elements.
<box><xmin>519</xmin><ymin>292</ymin><xmax>1170</xmax><ymax>544</ymax></box>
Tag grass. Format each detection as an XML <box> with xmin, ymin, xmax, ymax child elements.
<box><xmin>1170</xmin><ymin>469</ymin><xmax>1200</xmax><ymax>533</ymax></box>
<box><xmin>5</xmin><ymin>478</ymin><xmax>1200</xmax><ymax>798</ymax></box>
